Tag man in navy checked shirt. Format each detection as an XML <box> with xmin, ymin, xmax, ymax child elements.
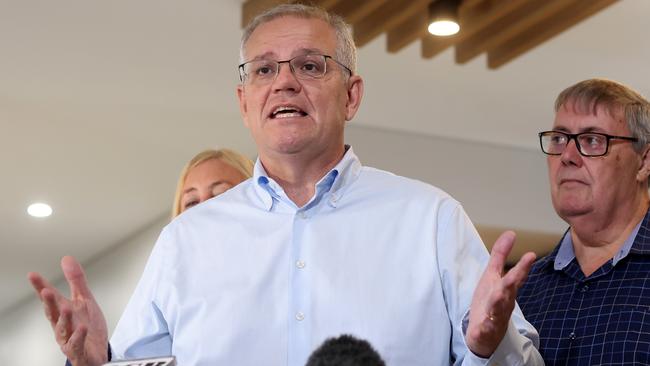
<box><xmin>518</xmin><ymin>78</ymin><xmax>650</xmax><ymax>365</ymax></box>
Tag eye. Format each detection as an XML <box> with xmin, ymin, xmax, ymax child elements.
<box><xmin>211</xmin><ymin>183</ymin><xmax>233</xmax><ymax>197</ymax></box>
<box><xmin>252</xmin><ymin>61</ymin><xmax>276</xmax><ymax>77</ymax></box>
<box><xmin>301</xmin><ymin>62</ymin><xmax>319</xmax><ymax>71</ymax></box>
<box><xmin>183</xmin><ymin>200</ymin><xmax>199</xmax><ymax>210</ymax></box>
<box><xmin>581</xmin><ymin>134</ymin><xmax>605</xmax><ymax>147</ymax></box>
<box><xmin>549</xmin><ymin>133</ymin><xmax>567</xmax><ymax>145</ymax></box>
<box><xmin>297</xmin><ymin>58</ymin><xmax>324</xmax><ymax>76</ymax></box>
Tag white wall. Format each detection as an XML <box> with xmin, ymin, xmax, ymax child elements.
<box><xmin>0</xmin><ymin>214</ymin><xmax>168</xmax><ymax>366</ymax></box>
<box><xmin>346</xmin><ymin>124</ymin><xmax>566</xmax><ymax>234</ymax></box>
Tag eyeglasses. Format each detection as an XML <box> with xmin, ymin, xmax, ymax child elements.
<box><xmin>238</xmin><ymin>54</ymin><xmax>352</xmax><ymax>85</ymax></box>
<box><xmin>538</xmin><ymin>130</ymin><xmax>638</xmax><ymax>157</ymax></box>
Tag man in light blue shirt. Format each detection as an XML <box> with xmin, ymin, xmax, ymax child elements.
<box><xmin>29</xmin><ymin>4</ymin><xmax>542</xmax><ymax>365</ymax></box>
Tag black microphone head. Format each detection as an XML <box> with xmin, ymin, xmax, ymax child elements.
<box><xmin>306</xmin><ymin>334</ymin><xmax>386</xmax><ymax>366</ymax></box>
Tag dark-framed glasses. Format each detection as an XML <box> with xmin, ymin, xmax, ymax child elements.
<box><xmin>538</xmin><ymin>130</ymin><xmax>638</xmax><ymax>157</ymax></box>
<box><xmin>238</xmin><ymin>54</ymin><xmax>352</xmax><ymax>85</ymax></box>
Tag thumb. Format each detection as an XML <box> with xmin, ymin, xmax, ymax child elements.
<box><xmin>487</xmin><ymin>231</ymin><xmax>516</xmax><ymax>273</ymax></box>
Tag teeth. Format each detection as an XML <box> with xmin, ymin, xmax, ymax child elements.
<box><xmin>275</xmin><ymin>112</ymin><xmax>303</xmax><ymax>119</ymax></box>
<box><xmin>273</xmin><ymin>106</ymin><xmax>303</xmax><ymax>115</ymax></box>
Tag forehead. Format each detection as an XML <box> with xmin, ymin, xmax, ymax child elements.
<box><xmin>185</xmin><ymin>159</ymin><xmax>231</xmax><ymax>182</ymax></box>
<box><xmin>553</xmin><ymin>102</ymin><xmax>628</xmax><ymax>133</ymax></box>
<box><xmin>244</xmin><ymin>16</ymin><xmax>338</xmax><ymax>60</ymax></box>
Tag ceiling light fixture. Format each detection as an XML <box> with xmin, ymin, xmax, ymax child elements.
<box><xmin>428</xmin><ymin>0</ymin><xmax>461</xmax><ymax>37</ymax></box>
<box><xmin>27</xmin><ymin>202</ymin><xmax>53</xmax><ymax>218</ymax></box>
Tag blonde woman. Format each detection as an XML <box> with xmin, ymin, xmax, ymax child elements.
<box><xmin>172</xmin><ymin>148</ymin><xmax>254</xmax><ymax>217</ymax></box>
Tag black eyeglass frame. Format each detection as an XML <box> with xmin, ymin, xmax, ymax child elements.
<box><xmin>238</xmin><ymin>54</ymin><xmax>353</xmax><ymax>83</ymax></box>
<box><xmin>538</xmin><ymin>130</ymin><xmax>638</xmax><ymax>157</ymax></box>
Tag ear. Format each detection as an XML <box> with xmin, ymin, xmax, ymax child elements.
<box><xmin>236</xmin><ymin>84</ymin><xmax>250</xmax><ymax>128</ymax></box>
<box><xmin>344</xmin><ymin>75</ymin><xmax>364</xmax><ymax>121</ymax></box>
<box><xmin>636</xmin><ymin>145</ymin><xmax>650</xmax><ymax>183</ymax></box>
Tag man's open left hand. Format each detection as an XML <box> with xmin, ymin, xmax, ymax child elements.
<box><xmin>465</xmin><ymin>231</ymin><xmax>536</xmax><ymax>358</ymax></box>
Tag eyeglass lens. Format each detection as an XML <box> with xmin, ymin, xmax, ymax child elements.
<box><xmin>242</xmin><ymin>55</ymin><xmax>327</xmax><ymax>84</ymax></box>
<box><xmin>540</xmin><ymin>132</ymin><xmax>608</xmax><ymax>156</ymax></box>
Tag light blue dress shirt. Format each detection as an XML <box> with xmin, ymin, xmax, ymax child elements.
<box><xmin>111</xmin><ymin>147</ymin><xmax>542</xmax><ymax>365</ymax></box>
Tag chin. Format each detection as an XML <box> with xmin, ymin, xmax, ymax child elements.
<box><xmin>555</xmin><ymin>203</ymin><xmax>593</xmax><ymax>221</ymax></box>
<box><xmin>272</xmin><ymin>140</ymin><xmax>312</xmax><ymax>155</ymax></box>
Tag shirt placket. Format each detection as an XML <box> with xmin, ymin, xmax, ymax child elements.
<box><xmin>287</xmin><ymin>207</ymin><xmax>311</xmax><ymax>366</ymax></box>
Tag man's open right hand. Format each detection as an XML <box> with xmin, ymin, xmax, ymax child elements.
<box><xmin>28</xmin><ymin>256</ymin><xmax>108</xmax><ymax>366</ymax></box>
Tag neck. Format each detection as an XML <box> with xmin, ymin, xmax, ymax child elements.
<box><xmin>570</xmin><ymin>196</ymin><xmax>649</xmax><ymax>276</ymax></box>
<box><xmin>260</xmin><ymin>145</ymin><xmax>346</xmax><ymax>207</ymax></box>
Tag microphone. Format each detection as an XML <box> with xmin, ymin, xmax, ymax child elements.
<box><xmin>102</xmin><ymin>356</ymin><xmax>176</xmax><ymax>366</ymax></box>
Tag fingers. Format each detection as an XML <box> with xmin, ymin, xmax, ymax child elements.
<box><xmin>487</xmin><ymin>231</ymin><xmax>516</xmax><ymax>273</ymax></box>
<box><xmin>66</xmin><ymin>324</ymin><xmax>88</xmax><ymax>358</ymax></box>
<box><xmin>29</xmin><ymin>271</ymin><xmax>70</xmax><ymax>331</ymax></box>
<box><xmin>503</xmin><ymin>251</ymin><xmax>537</xmax><ymax>290</ymax></box>
<box><xmin>53</xmin><ymin>307</ymin><xmax>72</xmax><ymax>345</ymax></box>
<box><xmin>55</xmin><ymin>305</ymin><xmax>74</xmax><ymax>346</ymax></box>
<box><xmin>489</xmin><ymin>251</ymin><xmax>536</xmax><ymax>318</ymax></box>
<box><xmin>27</xmin><ymin>271</ymin><xmax>53</xmax><ymax>299</ymax></box>
<box><xmin>41</xmin><ymin>288</ymin><xmax>63</xmax><ymax>327</ymax></box>
<box><xmin>61</xmin><ymin>256</ymin><xmax>93</xmax><ymax>300</ymax></box>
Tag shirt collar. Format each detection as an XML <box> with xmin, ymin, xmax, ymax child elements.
<box><xmin>554</xmin><ymin>218</ymin><xmax>644</xmax><ymax>270</ymax></box>
<box><xmin>252</xmin><ymin>145</ymin><xmax>361</xmax><ymax>211</ymax></box>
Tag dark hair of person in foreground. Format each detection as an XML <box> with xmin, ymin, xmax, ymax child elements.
<box><xmin>306</xmin><ymin>334</ymin><xmax>386</xmax><ymax>366</ymax></box>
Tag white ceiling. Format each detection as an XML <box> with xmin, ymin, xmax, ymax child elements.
<box><xmin>2</xmin><ymin>0</ymin><xmax>649</xmax><ymax>315</ymax></box>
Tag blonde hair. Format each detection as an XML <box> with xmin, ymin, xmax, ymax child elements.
<box><xmin>172</xmin><ymin>148</ymin><xmax>254</xmax><ymax>217</ymax></box>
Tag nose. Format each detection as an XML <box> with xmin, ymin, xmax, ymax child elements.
<box><xmin>559</xmin><ymin>138</ymin><xmax>583</xmax><ymax>167</ymax></box>
<box><xmin>199</xmin><ymin>189</ymin><xmax>215</xmax><ymax>204</ymax></box>
<box><xmin>272</xmin><ymin>62</ymin><xmax>302</xmax><ymax>94</ymax></box>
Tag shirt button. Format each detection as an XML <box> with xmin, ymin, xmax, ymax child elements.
<box><xmin>296</xmin><ymin>260</ymin><xmax>306</xmax><ymax>269</ymax></box>
<box><xmin>295</xmin><ymin>312</ymin><xmax>305</xmax><ymax>321</ymax></box>
<box><xmin>569</xmin><ymin>332</ymin><xmax>576</xmax><ymax>340</ymax></box>
<box><xmin>298</xmin><ymin>212</ymin><xmax>307</xmax><ymax>219</ymax></box>
<box><xmin>580</xmin><ymin>285</ymin><xmax>589</xmax><ymax>292</ymax></box>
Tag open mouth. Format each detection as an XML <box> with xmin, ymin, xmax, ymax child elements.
<box><xmin>560</xmin><ymin>179</ymin><xmax>586</xmax><ymax>185</ymax></box>
<box><xmin>270</xmin><ymin>106</ymin><xmax>308</xmax><ymax>119</ymax></box>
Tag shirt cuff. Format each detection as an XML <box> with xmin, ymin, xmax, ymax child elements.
<box><xmin>461</xmin><ymin>311</ymin><xmax>538</xmax><ymax>365</ymax></box>
<box><xmin>64</xmin><ymin>343</ymin><xmax>111</xmax><ymax>366</ymax></box>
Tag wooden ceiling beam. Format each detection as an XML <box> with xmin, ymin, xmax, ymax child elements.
<box><xmin>386</xmin><ymin>6</ymin><xmax>429</xmax><ymax>54</ymax></box>
<box><xmin>309</xmin><ymin>0</ymin><xmax>346</xmax><ymax>11</ymax></box>
<box><xmin>457</xmin><ymin>0</ymin><xmax>531</xmax><ymax>30</ymax></box>
<box><xmin>419</xmin><ymin>0</ymin><xmax>531</xmax><ymax>59</ymax></box>
<box><xmin>328</xmin><ymin>1</ymin><xmax>389</xmax><ymax>25</ymax></box>
<box><xmin>487</xmin><ymin>0</ymin><xmax>618</xmax><ymax>69</ymax></box>
<box><xmin>421</xmin><ymin>35</ymin><xmax>456</xmax><ymax>59</ymax></box>
<box><xmin>352</xmin><ymin>0</ymin><xmax>430</xmax><ymax>48</ymax></box>
<box><xmin>242</xmin><ymin>0</ymin><xmax>618</xmax><ymax>68</ymax></box>
<box><xmin>455</xmin><ymin>0</ymin><xmax>576</xmax><ymax>64</ymax></box>
<box><xmin>459</xmin><ymin>0</ymin><xmax>488</xmax><ymax>9</ymax></box>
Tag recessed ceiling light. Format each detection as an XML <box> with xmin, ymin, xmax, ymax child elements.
<box><xmin>428</xmin><ymin>20</ymin><xmax>460</xmax><ymax>36</ymax></box>
<box><xmin>428</xmin><ymin>0</ymin><xmax>461</xmax><ymax>37</ymax></box>
<box><xmin>27</xmin><ymin>203</ymin><xmax>53</xmax><ymax>218</ymax></box>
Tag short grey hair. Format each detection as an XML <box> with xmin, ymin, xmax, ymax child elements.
<box><xmin>240</xmin><ymin>3</ymin><xmax>357</xmax><ymax>74</ymax></box>
<box><xmin>555</xmin><ymin>78</ymin><xmax>650</xmax><ymax>152</ymax></box>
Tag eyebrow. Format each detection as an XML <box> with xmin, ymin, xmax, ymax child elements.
<box><xmin>182</xmin><ymin>187</ymin><xmax>197</xmax><ymax>195</ymax></box>
<box><xmin>554</xmin><ymin>126</ymin><xmax>608</xmax><ymax>134</ymax></box>
<box><xmin>248</xmin><ymin>48</ymin><xmax>326</xmax><ymax>62</ymax></box>
<box><xmin>211</xmin><ymin>180</ymin><xmax>231</xmax><ymax>187</ymax></box>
